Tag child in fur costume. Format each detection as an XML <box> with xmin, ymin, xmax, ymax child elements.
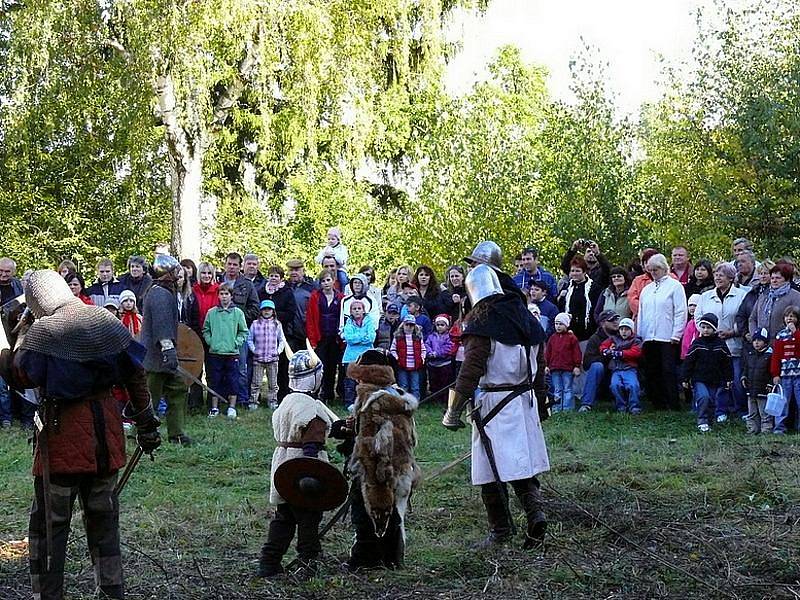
<box><xmin>258</xmin><ymin>349</ymin><xmax>342</xmax><ymax>578</ymax></box>
<box><xmin>346</xmin><ymin>349</ymin><xmax>421</xmax><ymax>570</ymax></box>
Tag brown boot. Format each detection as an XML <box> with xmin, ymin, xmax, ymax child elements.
<box><xmin>471</xmin><ymin>483</ymin><xmax>512</xmax><ymax>550</ymax></box>
<box><xmin>511</xmin><ymin>477</ymin><xmax>547</xmax><ymax>549</ymax></box>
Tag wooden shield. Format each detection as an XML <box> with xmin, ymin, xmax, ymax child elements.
<box><xmin>177</xmin><ymin>323</ymin><xmax>204</xmax><ymax>385</ymax></box>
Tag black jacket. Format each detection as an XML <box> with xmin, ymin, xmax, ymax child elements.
<box><xmin>259</xmin><ymin>284</ymin><xmax>297</xmax><ymax>338</ymax></box>
<box><xmin>741</xmin><ymin>345</ymin><xmax>773</xmax><ymax>399</ymax></box>
<box><xmin>681</xmin><ymin>335</ymin><xmax>733</xmax><ymax>386</ymax></box>
<box><xmin>583</xmin><ymin>328</ymin><xmax>609</xmax><ymax>371</ymax></box>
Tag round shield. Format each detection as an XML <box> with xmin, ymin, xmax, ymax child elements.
<box><xmin>274</xmin><ymin>457</ymin><xmax>348</xmax><ymax>511</ymax></box>
<box><xmin>177</xmin><ymin>323</ymin><xmax>204</xmax><ymax>385</ymax></box>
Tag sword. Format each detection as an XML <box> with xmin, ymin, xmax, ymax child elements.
<box><xmin>470</xmin><ymin>399</ymin><xmax>516</xmax><ymax>535</ymax></box>
<box><xmin>114</xmin><ymin>445</ymin><xmax>146</xmax><ymax>497</ymax></box>
<box><xmin>175</xmin><ymin>364</ymin><xmax>229</xmax><ymax>405</ymax></box>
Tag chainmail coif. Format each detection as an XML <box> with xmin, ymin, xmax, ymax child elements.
<box><xmin>20</xmin><ymin>270</ymin><xmax>132</xmax><ymax>361</ymax></box>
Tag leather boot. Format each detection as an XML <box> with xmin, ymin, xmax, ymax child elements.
<box><xmin>511</xmin><ymin>477</ymin><xmax>547</xmax><ymax>549</ymax></box>
<box><xmin>471</xmin><ymin>483</ymin><xmax>512</xmax><ymax>550</ymax></box>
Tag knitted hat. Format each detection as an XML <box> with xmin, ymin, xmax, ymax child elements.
<box><xmin>260</xmin><ymin>299</ymin><xmax>276</xmax><ymax>310</ymax></box>
<box><xmin>597</xmin><ymin>309</ymin><xmax>621</xmax><ymax>323</ymax></box>
<box><xmin>554</xmin><ymin>312</ymin><xmax>571</xmax><ymax>328</ymax></box>
<box><xmin>687</xmin><ymin>294</ymin><xmax>701</xmax><ymax>306</ymax></box>
<box><xmin>752</xmin><ymin>328</ymin><xmax>769</xmax><ymax>343</ymax></box>
<box><xmin>402</xmin><ymin>314</ymin><xmax>417</xmax><ymax>324</ymax></box>
<box><xmin>327</xmin><ymin>227</ymin><xmax>341</xmax><ymax>240</ymax></box>
<box><xmin>103</xmin><ymin>298</ymin><xmax>120</xmax><ymax>310</ymax></box>
<box><xmin>119</xmin><ymin>289</ymin><xmax>137</xmax><ymax>304</ymax></box>
<box><xmin>434</xmin><ymin>314</ymin><xmax>451</xmax><ymax>327</ymax></box>
<box><xmin>698</xmin><ymin>313</ymin><xmax>719</xmax><ymax>331</ymax></box>
<box><xmin>618</xmin><ymin>318</ymin><xmax>635</xmax><ymax>331</ymax></box>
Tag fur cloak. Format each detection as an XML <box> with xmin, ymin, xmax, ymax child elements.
<box><xmin>346</xmin><ymin>362</ymin><xmax>422</xmax><ymax>538</ymax></box>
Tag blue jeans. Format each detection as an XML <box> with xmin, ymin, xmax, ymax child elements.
<box><xmin>610</xmin><ymin>370</ymin><xmax>640</xmax><ymax>412</ymax></box>
<box><xmin>0</xmin><ymin>376</ymin><xmax>10</xmax><ymax>423</ymax></box>
<box><xmin>694</xmin><ymin>382</ymin><xmax>721</xmax><ymax>426</ymax></box>
<box><xmin>775</xmin><ymin>375</ymin><xmax>800</xmax><ymax>433</ymax></box>
<box><xmin>237</xmin><ymin>342</ymin><xmax>250</xmax><ymax>405</ymax></box>
<box><xmin>397</xmin><ymin>370</ymin><xmax>421</xmax><ymax>401</ymax></box>
<box><xmin>715</xmin><ymin>357</ymin><xmax>745</xmax><ymax>417</ymax></box>
<box><xmin>550</xmin><ymin>370</ymin><xmax>575</xmax><ymax>412</ymax></box>
<box><xmin>342</xmin><ymin>364</ymin><xmax>357</xmax><ymax>408</ymax></box>
<box><xmin>580</xmin><ymin>362</ymin><xmax>605</xmax><ymax>407</ymax></box>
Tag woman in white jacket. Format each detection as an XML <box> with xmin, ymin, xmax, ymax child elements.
<box><xmin>637</xmin><ymin>254</ymin><xmax>688</xmax><ymax>410</ymax></box>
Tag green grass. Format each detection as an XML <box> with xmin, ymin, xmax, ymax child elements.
<box><xmin>2</xmin><ymin>403</ymin><xmax>800</xmax><ymax>599</ymax></box>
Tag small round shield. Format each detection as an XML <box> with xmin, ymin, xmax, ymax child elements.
<box><xmin>177</xmin><ymin>323</ymin><xmax>204</xmax><ymax>385</ymax></box>
<box><xmin>274</xmin><ymin>457</ymin><xmax>348</xmax><ymax>511</ymax></box>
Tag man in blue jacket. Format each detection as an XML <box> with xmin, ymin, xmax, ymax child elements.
<box><xmin>513</xmin><ymin>247</ymin><xmax>558</xmax><ymax>302</ymax></box>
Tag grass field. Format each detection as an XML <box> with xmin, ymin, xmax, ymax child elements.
<box><xmin>1</xmin><ymin>402</ymin><xmax>800</xmax><ymax>599</ymax></box>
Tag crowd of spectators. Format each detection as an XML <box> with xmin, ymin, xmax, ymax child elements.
<box><xmin>1</xmin><ymin>231</ymin><xmax>799</xmax><ymax>437</ymax></box>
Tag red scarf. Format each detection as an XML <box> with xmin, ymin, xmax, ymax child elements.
<box><xmin>121</xmin><ymin>311</ymin><xmax>142</xmax><ymax>336</ymax></box>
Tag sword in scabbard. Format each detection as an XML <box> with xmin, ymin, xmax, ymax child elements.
<box><xmin>36</xmin><ymin>401</ymin><xmax>54</xmax><ymax>572</ymax></box>
<box><xmin>470</xmin><ymin>400</ymin><xmax>517</xmax><ymax>535</ymax></box>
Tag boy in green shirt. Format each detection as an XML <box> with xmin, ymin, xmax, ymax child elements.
<box><xmin>203</xmin><ymin>284</ymin><xmax>249</xmax><ymax>419</ymax></box>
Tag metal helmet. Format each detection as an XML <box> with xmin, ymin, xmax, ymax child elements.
<box><xmin>465</xmin><ymin>263</ymin><xmax>503</xmax><ymax>306</ymax></box>
<box><xmin>25</xmin><ymin>269</ymin><xmax>79</xmax><ymax>318</ymax></box>
<box><xmin>286</xmin><ymin>343</ymin><xmax>323</xmax><ymax>393</ymax></box>
<box><xmin>152</xmin><ymin>254</ymin><xmax>181</xmax><ymax>279</ymax></box>
<box><xmin>464</xmin><ymin>241</ymin><xmax>503</xmax><ymax>270</ymax></box>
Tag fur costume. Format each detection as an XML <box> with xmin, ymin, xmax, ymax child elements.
<box><xmin>346</xmin><ymin>361</ymin><xmax>421</xmax><ymax>567</ymax></box>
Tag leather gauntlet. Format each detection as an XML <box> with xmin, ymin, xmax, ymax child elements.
<box><xmin>441</xmin><ymin>388</ymin><xmax>468</xmax><ymax>430</ymax></box>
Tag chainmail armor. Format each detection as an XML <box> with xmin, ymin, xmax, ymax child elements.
<box><xmin>21</xmin><ymin>270</ymin><xmax>132</xmax><ymax>361</ymax></box>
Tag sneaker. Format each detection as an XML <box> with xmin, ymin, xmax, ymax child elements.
<box><xmin>1</xmin><ymin>420</ymin><xmax>11</xmax><ymax>429</ymax></box>
<box><xmin>698</xmin><ymin>423</ymin><xmax>710</xmax><ymax>433</ymax></box>
<box><xmin>629</xmin><ymin>408</ymin><xmax>642</xmax><ymax>415</ymax></box>
<box><xmin>577</xmin><ymin>405</ymin><xmax>591</xmax><ymax>413</ymax></box>
<box><xmin>716</xmin><ymin>414</ymin><xmax>728</xmax><ymax>423</ymax></box>
<box><xmin>248</xmin><ymin>403</ymin><xmax>259</xmax><ymax>411</ymax></box>
<box><xmin>227</xmin><ymin>407</ymin><xmax>238</xmax><ymax>420</ymax></box>
<box><xmin>269</xmin><ymin>401</ymin><xmax>279</xmax><ymax>410</ymax></box>
<box><xmin>208</xmin><ymin>408</ymin><xmax>220</xmax><ymax>418</ymax></box>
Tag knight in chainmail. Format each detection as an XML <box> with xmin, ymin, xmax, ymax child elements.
<box><xmin>141</xmin><ymin>255</ymin><xmax>192</xmax><ymax>445</ymax></box>
<box><xmin>0</xmin><ymin>270</ymin><xmax>161</xmax><ymax>600</ymax></box>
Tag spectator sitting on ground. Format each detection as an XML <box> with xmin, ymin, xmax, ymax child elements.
<box><xmin>577</xmin><ymin>310</ymin><xmax>620</xmax><ymax>412</ymax></box>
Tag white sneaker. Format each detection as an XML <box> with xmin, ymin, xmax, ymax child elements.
<box><xmin>248</xmin><ymin>403</ymin><xmax>259</xmax><ymax>411</ymax></box>
<box><xmin>698</xmin><ymin>423</ymin><xmax>710</xmax><ymax>433</ymax></box>
<box><xmin>716</xmin><ymin>414</ymin><xmax>728</xmax><ymax>423</ymax></box>
<box><xmin>227</xmin><ymin>407</ymin><xmax>238</xmax><ymax>420</ymax></box>
<box><xmin>208</xmin><ymin>408</ymin><xmax>219</xmax><ymax>418</ymax></box>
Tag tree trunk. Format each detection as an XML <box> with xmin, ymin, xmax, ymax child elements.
<box><xmin>155</xmin><ymin>71</ymin><xmax>205</xmax><ymax>261</ymax></box>
<box><xmin>168</xmin><ymin>141</ymin><xmax>203</xmax><ymax>261</ymax></box>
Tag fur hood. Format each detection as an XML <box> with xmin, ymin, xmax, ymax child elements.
<box><xmin>346</xmin><ymin>363</ymin><xmax>395</xmax><ymax>387</ymax></box>
<box><xmin>350</xmin><ymin>384</ymin><xmax>420</xmax><ymax>538</ymax></box>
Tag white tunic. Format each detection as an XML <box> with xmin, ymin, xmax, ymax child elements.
<box><xmin>471</xmin><ymin>341</ymin><xmax>550</xmax><ymax>485</ymax></box>
<box><xmin>269</xmin><ymin>392</ymin><xmax>340</xmax><ymax>504</ymax></box>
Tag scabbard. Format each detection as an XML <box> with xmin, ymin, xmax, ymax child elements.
<box><xmin>470</xmin><ymin>400</ymin><xmax>516</xmax><ymax>534</ymax></box>
<box><xmin>37</xmin><ymin>403</ymin><xmax>54</xmax><ymax>572</ymax></box>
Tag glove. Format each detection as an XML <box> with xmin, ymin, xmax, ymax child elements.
<box><xmin>161</xmin><ymin>347</ymin><xmax>178</xmax><ymax>372</ymax></box>
<box><xmin>442</xmin><ymin>389</ymin><xmax>467</xmax><ymax>430</ymax></box>
<box><xmin>124</xmin><ymin>404</ymin><xmax>162</xmax><ymax>454</ymax></box>
<box><xmin>602</xmin><ymin>348</ymin><xmax>612</xmax><ymax>357</ymax></box>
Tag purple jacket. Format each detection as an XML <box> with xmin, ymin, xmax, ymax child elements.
<box><xmin>425</xmin><ymin>332</ymin><xmax>454</xmax><ymax>367</ymax></box>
